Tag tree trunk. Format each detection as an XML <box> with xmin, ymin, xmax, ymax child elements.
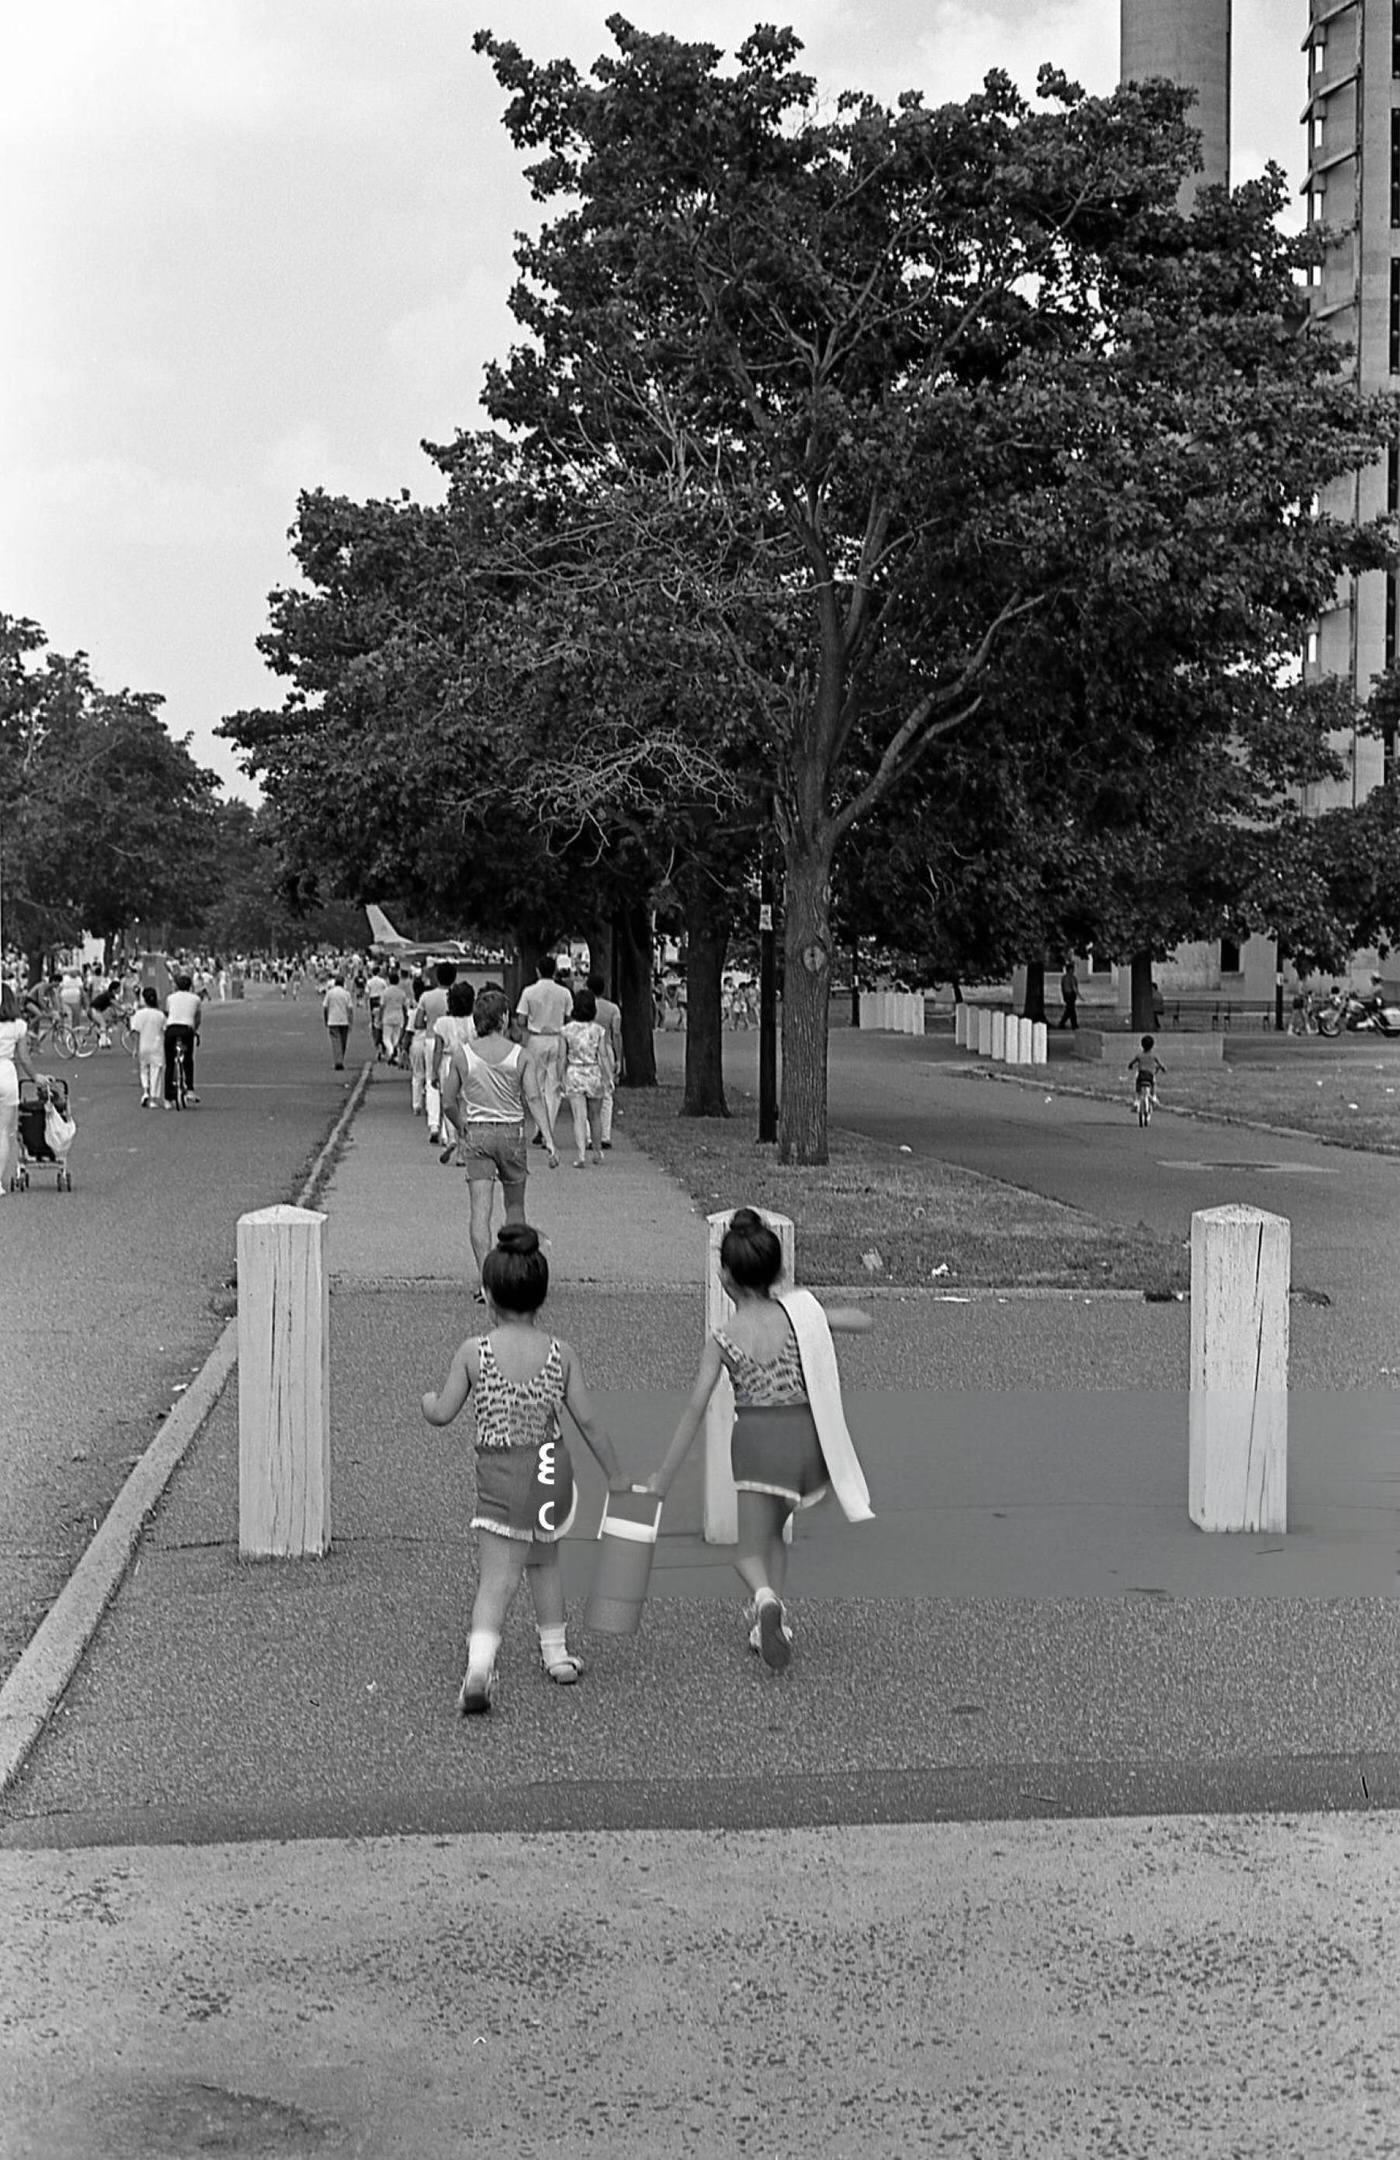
<box><xmin>1130</xmin><ymin>950</ymin><xmax>1155</xmax><ymax>1034</ymax></box>
<box><xmin>778</xmin><ymin>840</ymin><xmax>833</xmax><ymax>1165</ymax></box>
<box><xmin>581</xmin><ymin>916</ymin><xmax>611</xmax><ymax>989</ymax></box>
<box><xmin>1022</xmin><ymin>959</ymin><xmax>1047</xmax><ymax>1023</ymax></box>
<box><xmin>680</xmin><ymin>880</ymin><xmax>729</xmax><ymax>1117</ymax></box>
<box><xmin>614</xmin><ymin>902</ymin><xmax>657</xmax><ymax>1089</ymax></box>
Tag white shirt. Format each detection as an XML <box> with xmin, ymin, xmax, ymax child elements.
<box><xmin>166</xmin><ymin>990</ymin><xmax>201</xmax><ymax>1028</ymax></box>
<box><xmin>515</xmin><ymin>978</ymin><xmax>572</xmax><ymax>1036</ymax></box>
<box><xmin>131</xmin><ymin>1007</ymin><xmax>167</xmax><ymax>1056</ymax></box>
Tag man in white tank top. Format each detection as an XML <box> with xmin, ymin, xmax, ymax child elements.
<box><xmin>441</xmin><ymin>986</ymin><xmax>558</xmax><ymax>1296</ymax></box>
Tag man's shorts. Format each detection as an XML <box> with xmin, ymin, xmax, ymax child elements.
<box><xmin>462</xmin><ymin>1121</ymin><xmax>528</xmax><ymax>1188</ymax></box>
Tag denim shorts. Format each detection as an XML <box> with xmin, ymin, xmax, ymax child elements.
<box><xmin>462</xmin><ymin>1121</ymin><xmax>528</xmax><ymax>1188</ymax></box>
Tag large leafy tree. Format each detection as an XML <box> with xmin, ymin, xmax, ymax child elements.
<box><xmin>474</xmin><ymin>19</ymin><xmax>1395</xmax><ymax>1160</ymax></box>
<box><xmin>1</xmin><ymin>613</ymin><xmax>219</xmax><ymax>965</ymax></box>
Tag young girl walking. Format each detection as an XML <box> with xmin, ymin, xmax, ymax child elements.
<box><xmin>641</xmin><ymin>1208</ymin><xmax>874</xmax><ymax>1671</ymax></box>
<box><xmin>421</xmin><ymin>1223</ymin><xmax>629</xmax><ymax>1714</ymax></box>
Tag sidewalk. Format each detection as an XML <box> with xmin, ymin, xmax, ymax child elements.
<box><xmin>5</xmin><ymin>1060</ymin><xmax>1400</xmax><ymax>2156</ymax></box>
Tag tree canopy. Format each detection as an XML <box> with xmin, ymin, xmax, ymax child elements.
<box><xmin>1</xmin><ymin>613</ymin><xmax>219</xmax><ymax>963</ymax></box>
<box><xmin>472</xmin><ymin>19</ymin><xmax>1398</xmax><ymax>1157</ymax></box>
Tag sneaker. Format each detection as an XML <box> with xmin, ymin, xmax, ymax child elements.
<box><xmin>439</xmin><ymin>1144</ymin><xmax>457</xmax><ymax>1165</ymax></box>
<box><xmin>755</xmin><ymin>1596</ymin><xmax>792</xmax><ymax>1672</ymax></box>
<box><xmin>601</xmin><ymin>1141</ymin><xmax>612</xmax><ymax>1150</ymax></box>
<box><xmin>747</xmin><ymin>1606</ymin><xmax>795</xmax><ymax>1655</ymax></box>
<box><xmin>456</xmin><ymin>1669</ymin><xmax>493</xmax><ymax>1715</ymax></box>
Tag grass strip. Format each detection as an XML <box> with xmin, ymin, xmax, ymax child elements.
<box><xmin>1016</xmin><ymin>1044</ymin><xmax>1400</xmax><ymax>1153</ymax></box>
<box><xmin>621</xmin><ymin>1082</ymin><xmax>1186</xmax><ymax>1295</ymax></box>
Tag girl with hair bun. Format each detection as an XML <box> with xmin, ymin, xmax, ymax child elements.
<box><xmin>642</xmin><ymin>1207</ymin><xmax>873</xmax><ymax>1671</ymax></box>
<box><xmin>421</xmin><ymin>1223</ymin><xmax>629</xmax><ymax>1714</ymax></box>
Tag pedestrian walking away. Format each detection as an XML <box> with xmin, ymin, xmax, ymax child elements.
<box><xmin>379</xmin><ymin>967</ymin><xmax>408</xmax><ymax>1063</ymax></box>
<box><xmin>419</xmin><ymin>1224</ymin><xmax>630</xmax><ymax>1714</ymax></box>
<box><xmin>562</xmin><ymin>984</ymin><xmax>607</xmax><ymax>1167</ymax></box>
<box><xmin>322</xmin><ymin>973</ymin><xmax>354</xmax><ymax>1071</ymax></box>
<box><xmin>439</xmin><ymin>985</ymin><xmax>558</xmax><ymax>1298</ymax></box>
<box><xmin>514</xmin><ymin>957</ymin><xmax>571</xmax><ymax>1147</ymax></box>
<box><xmin>365</xmin><ymin>965</ymin><xmax>388</xmax><ymax>1058</ymax></box>
<box><xmin>641</xmin><ymin>1208</ymin><xmax>874</xmax><ymax>1671</ymax></box>
<box><xmin>130</xmin><ymin>987</ymin><xmax>167</xmax><ymax>1107</ymax></box>
<box><xmin>0</xmin><ymin>983</ymin><xmax>39</xmax><ymax>1193</ymax></box>
<box><xmin>586</xmin><ymin>970</ymin><xmax>622</xmax><ymax>1147</ymax></box>
<box><xmin>432</xmin><ymin>980</ymin><xmax>477</xmax><ymax>1164</ymax></box>
<box><xmin>411</xmin><ymin>961</ymin><xmax>458</xmax><ymax>1140</ymax></box>
<box><xmin>1058</xmin><ymin>961</ymin><xmax>1080</xmax><ymax>1030</ymax></box>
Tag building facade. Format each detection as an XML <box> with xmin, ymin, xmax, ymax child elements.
<box><xmin>1120</xmin><ymin>0</ymin><xmax>1232</xmax><ymax>205</ymax></box>
<box><xmin>1302</xmin><ymin>0</ymin><xmax>1397</xmax><ymax>811</ymax></box>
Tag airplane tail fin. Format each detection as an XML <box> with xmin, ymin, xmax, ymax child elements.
<box><xmin>365</xmin><ymin>904</ymin><xmax>401</xmax><ymax>946</ymax></box>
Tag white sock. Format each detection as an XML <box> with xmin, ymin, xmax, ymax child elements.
<box><xmin>538</xmin><ymin>1623</ymin><xmax>568</xmax><ymax>1666</ymax></box>
<box><xmin>466</xmin><ymin>1626</ymin><xmax>499</xmax><ymax>1677</ymax></box>
<box><xmin>753</xmin><ymin>1587</ymin><xmax>778</xmax><ymax>1610</ymax></box>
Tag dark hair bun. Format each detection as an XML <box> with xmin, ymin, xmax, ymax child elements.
<box><xmin>497</xmin><ymin>1224</ymin><xmax>540</xmax><ymax>1256</ymax></box>
<box><xmin>729</xmin><ymin>1207</ymin><xmax>764</xmax><ymax>1232</ymax></box>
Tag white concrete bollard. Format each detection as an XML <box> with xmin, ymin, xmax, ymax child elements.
<box><xmin>1031</xmin><ymin>1020</ymin><xmax>1048</xmax><ymax>1066</ymax></box>
<box><xmin>976</xmin><ymin>1008</ymin><xmax>992</xmax><ymax>1055</ymax></box>
<box><xmin>955</xmin><ymin>1004</ymin><xmax>967</xmax><ymax>1047</ymax></box>
<box><xmin>237</xmin><ymin>1205</ymin><xmax>331</xmax><ymax>1558</ymax></box>
<box><xmin>911</xmin><ymin>994</ymin><xmax>925</xmax><ymax>1038</ymax></box>
<box><xmin>1006</xmin><ymin>1015</ymin><xmax>1024</xmax><ymax>1064</ymax></box>
<box><xmin>991</xmin><ymin>1009</ymin><xmax>1006</xmax><ymax>1060</ymax></box>
<box><xmin>1188</xmin><ymin>1205</ymin><xmax>1289</xmax><ymax>1534</ymax></box>
<box><xmin>704</xmin><ymin>1209</ymin><xmax>795</xmax><ymax>1544</ymax></box>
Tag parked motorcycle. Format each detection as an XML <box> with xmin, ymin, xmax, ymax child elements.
<box><xmin>1317</xmin><ymin>990</ymin><xmax>1400</xmax><ymax>1037</ymax></box>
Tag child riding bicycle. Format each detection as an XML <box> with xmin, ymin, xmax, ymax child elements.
<box><xmin>1126</xmin><ymin>1035</ymin><xmax>1166</xmax><ymax>1120</ymax></box>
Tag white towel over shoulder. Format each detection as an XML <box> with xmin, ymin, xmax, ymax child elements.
<box><xmin>776</xmin><ymin>1288</ymin><xmax>874</xmax><ymax>1523</ymax></box>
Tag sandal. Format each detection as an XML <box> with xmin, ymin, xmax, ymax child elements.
<box><xmin>456</xmin><ymin>1668</ymin><xmax>494</xmax><ymax>1715</ymax></box>
<box><xmin>541</xmin><ymin>1650</ymin><xmax>583</xmax><ymax>1685</ymax></box>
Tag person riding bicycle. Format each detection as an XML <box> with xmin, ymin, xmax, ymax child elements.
<box><xmin>163</xmin><ymin>973</ymin><xmax>203</xmax><ymax>1106</ymax></box>
<box><xmin>1126</xmin><ymin>1035</ymin><xmax>1166</xmax><ymax>1112</ymax></box>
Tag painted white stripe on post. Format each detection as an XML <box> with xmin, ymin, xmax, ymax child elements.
<box><xmin>238</xmin><ymin>1206</ymin><xmax>331</xmax><ymax>1558</ymax></box>
<box><xmin>1189</xmin><ymin>1204</ymin><xmax>1288</xmax><ymax>1534</ymax></box>
<box><xmin>704</xmin><ymin>1209</ymin><xmax>795</xmax><ymax>1544</ymax></box>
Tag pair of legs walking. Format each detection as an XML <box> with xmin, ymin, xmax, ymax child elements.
<box><xmin>459</xmin><ymin>1533</ymin><xmax>579</xmax><ymax>1710</ymax></box>
<box><xmin>567</xmin><ymin>1090</ymin><xmax>604</xmax><ymax>1165</ymax></box>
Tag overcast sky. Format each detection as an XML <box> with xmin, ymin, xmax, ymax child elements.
<box><xmin>3</xmin><ymin>1</ymin><xmax>1304</xmax><ymax>799</ymax></box>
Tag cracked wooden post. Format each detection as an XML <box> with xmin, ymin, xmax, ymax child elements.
<box><xmin>238</xmin><ymin>1205</ymin><xmax>331</xmax><ymax>1558</ymax></box>
<box><xmin>1189</xmin><ymin>1204</ymin><xmax>1288</xmax><ymax>1534</ymax></box>
<box><xmin>704</xmin><ymin>1208</ymin><xmax>795</xmax><ymax>1544</ymax></box>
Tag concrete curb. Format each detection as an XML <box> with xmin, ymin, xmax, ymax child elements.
<box><xmin>0</xmin><ymin>1063</ymin><xmax>374</xmax><ymax>1801</ymax></box>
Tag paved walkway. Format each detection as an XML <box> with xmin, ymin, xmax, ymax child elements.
<box><xmin>5</xmin><ymin>1057</ymin><xmax>1400</xmax><ymax>2156</ymax></box>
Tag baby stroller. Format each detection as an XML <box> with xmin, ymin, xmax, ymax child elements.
<box><xmin>12</xmin><ymin>1075</ymin><xmax>76</xmax><ymax>1192</ymax></box>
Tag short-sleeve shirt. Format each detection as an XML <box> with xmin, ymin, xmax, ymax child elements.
<box><xmin>516</xmin><ymin>979</ymin><xmax>572</xmax><ymax>1037</ymax></box>
<box><xmin>322</xmin><ymin>985</ymin><xmax>354</xmax><ymax>1027</ymax></box>
<box><xmin>131</xmin><ymin>1008</ymin><xmax>167</xmax><ymax>1057</ymax></box>
<box><xmin>166</xmin><ymin>990</ymin><xmax>201</xmax><ymax>1028</ymax></box>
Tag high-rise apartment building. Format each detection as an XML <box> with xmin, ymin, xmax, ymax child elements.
<box><xmin>1120</xmin><ymin>0</ymin><xmax>1232</xmax><ymax>205</ymax></box>
<box><xmin>1302</xmin><ymin>0</ymin><xmax>1396</xmax><ymax>807</ymax></box>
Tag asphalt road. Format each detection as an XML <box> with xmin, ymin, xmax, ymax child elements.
<box><xmin>0</xmin><ymin>989</ymin><xmax>359</xmax><ymax>1684</ymax></box>
<box><xmin>661</xmin><ymin>1023</ymin><xmax>1400</xmax><ymax>1385</ymax></box>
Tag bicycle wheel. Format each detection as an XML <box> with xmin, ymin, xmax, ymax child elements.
<box><xmin>49</xmin><ymin>1022</ymin><xmax>76</xmax><ymax>1061</ymax></box>
<box><xmin>71</xmin><ymin>1020</ymin><xmax>98</xmax><ymax>1058</ymax></box>
<box><xmin>120</xmin><ymin>1019</ymin><xmax>139</xmax><ymax>1055</ymax></box>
